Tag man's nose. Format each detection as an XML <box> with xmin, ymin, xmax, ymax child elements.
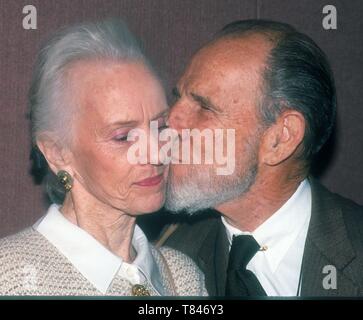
<box><xmin>169</xmin><ymin>102</ymin><xmax>190</xmax><ymax>131</ymax></box>
<box><xmin>148</xmin><ymin>128</ymin><xmax>164</xmax><ymax>166</ymax></box>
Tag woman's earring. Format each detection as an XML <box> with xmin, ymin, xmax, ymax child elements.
<box><xmin>57</xmin><ymin>170</ymin><xmax>73</xmax><ymax>192</ymax></box>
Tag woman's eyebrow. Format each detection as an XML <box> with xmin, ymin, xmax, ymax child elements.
<box><xmin>107</xmin><ymin>120</ymin><xmax>139</xmax><ymax>128</ymax></box>
<box><xmin>100</xmin><ymin>110</ymin><xmax>169</xmax><ymax>133</ymax></box>
<box><xmin>97</xmin><ymin>120</ymin><xmax>139</xmax><ymax>136</ymax></box>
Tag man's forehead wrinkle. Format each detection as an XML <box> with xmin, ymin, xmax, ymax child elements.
<box><xmin>180</xmin><ymin>55</ymin><xmax>221</xmax><ymax>96</ymax></box>
<box><xmin>208</xmin><ymin>35</ymin><xmax>272</xmax><ymax>68</ymax></box>
<box><xmin>178</xmin><ymin>54</ymin><xmax>203</xmax><ymax>93</ymax></box>
<box><xmin>189</xmin><ymin>38</ymin><xmax>267</xmax><ymax>79</ymax></box>
<box><xmin>177</xmin><ymin>35</ymin><xmax>270</xmax><ymax>122</ymax></box>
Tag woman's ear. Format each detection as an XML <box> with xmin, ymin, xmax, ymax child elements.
<box><xmin>259</xmin><ymin>110</ymin><xmax>305</xmax><ymax>166</ymax></box>
<box><xmin>36</xmin><ymin>133</ymin><xmax>72</xmax><ymax>175</ymax></box>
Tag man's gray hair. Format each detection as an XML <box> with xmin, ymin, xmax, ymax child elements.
<box><xmin>29</xmin><ymin>19</ymin><xmax>150</xmax><ymax>204</ymax></box>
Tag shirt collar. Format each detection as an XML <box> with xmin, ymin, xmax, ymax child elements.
<box><xmin>34</xmin><ymin>204</ymin><xmax>165</xmax><ymax>295</ymax></box>
<box><xmin>222</xmin><ymin>179</ymin><xmax>312</xmax><ymax>273</ymax></box>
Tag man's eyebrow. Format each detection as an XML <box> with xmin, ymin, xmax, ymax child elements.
<box><xmin>151</xmin><ymin>109</ymin><xmax>169</xmax><ymax>121</ymax></box>
<box><xmin>190</xmin><ymin>92</ymin><xmax>220</xmax><ymax>112</ymax></box>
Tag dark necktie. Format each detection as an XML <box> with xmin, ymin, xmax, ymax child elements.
<box><xmin>225</xmin><ymin>235</ymin><xmax>267</xmax><ymax>297</ymax></box>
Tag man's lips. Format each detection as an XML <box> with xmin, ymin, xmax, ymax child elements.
<box><xmin>134</xmin><ymin>174</ymin><xmax>164</xmax><ymax>187</ymax></box>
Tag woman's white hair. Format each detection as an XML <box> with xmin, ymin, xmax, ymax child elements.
<box><xmin>29</xmin><ymin>18</ymin><xmax>151</xmax><ymax>203</ymax></box>
<box><xmin>29</xmin><ymin>18</ymin><xmax>149</xmax><ymax>144</ymax></box>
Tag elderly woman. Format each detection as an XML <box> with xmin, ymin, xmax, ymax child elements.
<box><xmin>0</xmin><ymin>20</ymin><xmax>206</xmax><ymax>296</ymax></box>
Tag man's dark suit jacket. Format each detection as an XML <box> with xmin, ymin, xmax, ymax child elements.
<box><xmin>164</xmin><ymin>178</ymin><xmax>363</xmax><ymax>296</ymax></box>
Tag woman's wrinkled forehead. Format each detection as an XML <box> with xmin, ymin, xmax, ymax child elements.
<box><xmin>65</xmin><ymin>59</ymin><xmax>168</xmax><ymax>129</ymax></box>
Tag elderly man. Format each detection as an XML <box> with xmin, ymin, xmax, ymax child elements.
<box><xmin>163</xmin><ymin>20</ymin><xmax>363</xmax><ymax>297</ymax></box>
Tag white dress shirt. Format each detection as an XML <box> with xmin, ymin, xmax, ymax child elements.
<box><xmin>34</xmin><ymin>204</ymin><xmax>165</xmax><ymax>295</ymax></box>
<box><xmin>221</xmin><ymin>179</ymin><xmax>312</xmax><ymax>296</ymax></box>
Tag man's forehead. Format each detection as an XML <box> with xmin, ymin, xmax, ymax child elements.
<box><xmin>184</xmin><ymin>33</ymin><xmax>272</xmax><ymax>80</ymax></box>
<box><xmin>179</xmin><ymin>37</ymin><xmax>270</xmax><ymax>94</ymax></box>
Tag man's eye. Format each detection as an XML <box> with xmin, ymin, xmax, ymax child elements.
<box><xmin>113</xmin><ymin>134</ymin><xmax>128</xmax><ymax>142</ymax></box>
<box><xmin>172</xmin><ymin>87</ymin><xmax>181</xmax><ymax>101</ymax></box>
<box><xmin>158</xmin><ymin>125</ymin><xmax>169</xmax><ymax>132</ymax></box>
<box><xmin>199</xmin><ymin>101</ymin><xmax>210</xmax><ymax>111</ymax></box>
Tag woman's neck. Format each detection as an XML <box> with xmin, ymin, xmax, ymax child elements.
<box><xmin>60</xmin><ymin>193</ymin><xmax>136</xmax><ymax>262</ymax></box>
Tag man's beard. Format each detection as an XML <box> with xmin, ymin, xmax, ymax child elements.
<box><xmin>165</xmin><ymin>143</ymin><xmax>259</xmax><ymax>215</ymax></box>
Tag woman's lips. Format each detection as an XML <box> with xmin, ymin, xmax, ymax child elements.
<box><xmin>134</xmin><ymin>174</ymin><xmax>164</xmax><ymax>187</ymax></box>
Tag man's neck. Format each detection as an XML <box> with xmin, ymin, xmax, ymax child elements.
<box><xmin>216</xmin><ymin>174</ymin><xmax>304</xmax><ymax>232</ymax></box>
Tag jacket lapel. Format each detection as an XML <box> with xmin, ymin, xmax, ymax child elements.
<box><xmin>197</xmin><ymin>217</ymin><xmax>229</xmax><ymax>296</ymax></box>
<box><xmin>300</xmin><ymin>178</ymin><xmax>359</xmax><ymax>296</ymax></box>
<box><xmin>214</xmin><ymin>220</ymin><xmax>229</xmax><ymax>296</ymax></box>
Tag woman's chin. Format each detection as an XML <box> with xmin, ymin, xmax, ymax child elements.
<box><xmin>133</xmin><ymin>194</ymin><xmax>165</xmax><ymax>215</ymax></box>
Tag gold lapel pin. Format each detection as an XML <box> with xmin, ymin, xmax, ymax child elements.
<box><xmin>132</xmin><ymin>284</ymin><xmax>151</xmax><ymax>296</ymax></box>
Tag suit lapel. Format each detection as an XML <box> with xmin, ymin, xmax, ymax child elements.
<box><xmin>197</xmin><ymin>217</ymin><xmax>229</xmax><ymax>296</ymax></box>
<box><xmin>300</xmin><ymin>178</ymin><xmax>359</xmax><ymax>296</ymax></box>
<box><xmin>214</xmin><ymin>220</ymin><xmax>229</xmax><ymax>296</ymax></box>
<box><xmin>192</xmin><ymin>178</ymin><xmax>359</xmax><ymax>296</ymax></box>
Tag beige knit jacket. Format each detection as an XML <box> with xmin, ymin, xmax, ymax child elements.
<box><xmin>0</xmin><ymin>228</ymin><xmax>207</xmax><ymax>296</ymax></box>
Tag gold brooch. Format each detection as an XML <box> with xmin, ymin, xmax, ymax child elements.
<box><xmin>132</xmin><ymin>284</ymin><xmax>151</xmax><ymax>296</ymax></box>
